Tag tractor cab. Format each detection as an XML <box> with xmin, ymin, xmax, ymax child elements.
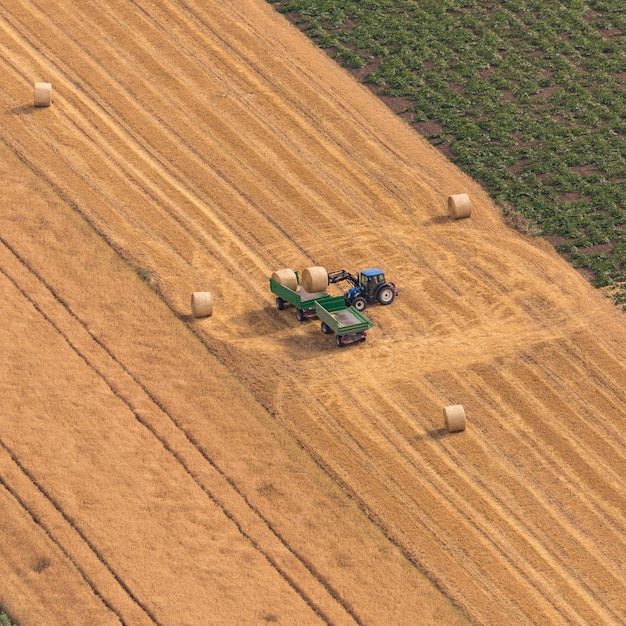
<box><xmin>360</xmin><ymin>268</ymin><xmax>386</xmax><ymax>295</ymax></box>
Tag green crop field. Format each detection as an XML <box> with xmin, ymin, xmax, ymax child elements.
<box><xmin>268</xmin><ymin>0</ymin><xmax>626</xmax><ymax>307</ymax></box>
<box><xmin>0</xmin><ymin>609</ymin><xmax>17</xmax><ymax>626</ymax></box>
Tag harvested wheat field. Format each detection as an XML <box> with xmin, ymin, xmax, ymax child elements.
<box><xmin>1</xmin><ymin>1</ymin><xmax>625</xmax><ymax>625</ymax></box>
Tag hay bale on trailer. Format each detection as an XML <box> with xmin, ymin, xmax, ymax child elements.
<box><xmin>301</xmin><ymin>266</ymin><xmax>328</xmax><ymax>293</ymax></box>
<box><xmin>271</xmin><ymin>268</ymin><xmax>298</xmax><ymax>291</ymax></box>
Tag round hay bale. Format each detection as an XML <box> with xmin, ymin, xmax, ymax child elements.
<box><xmin>271</xmin><ymin>268</ymin><xmax>297</xmax><ymax>291</ymax></box>
<box><xmin>34</xmin><ymin>82</ymin><xmax>52</xmax><ymax>107</ymax></box>
<box><xmin>191</xmin><ymin>292</ymin><xmax>213</xmax><ymax>318</ymax></box>
<box><xmin>301</xmin><ymin>266</ymin><xmax>328</xmax><ymax>293</ymax></box>
<box><xmin>444</xmin><ymin>405</ymin><xmax>466</xmax><ymax>433</ymax></box>
<box><xmin>448</xmin><ymin>193</ymin><xmax>471</xmax><ymax>219</ymax></box>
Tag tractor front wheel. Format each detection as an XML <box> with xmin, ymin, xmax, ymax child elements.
<box><xmin>352</xmin><ymin>296</ymin><xmax>367</xmax><ymax>311</ymax></box>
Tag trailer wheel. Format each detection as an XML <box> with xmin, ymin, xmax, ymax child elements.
<box><xmin>352</xmin><ymin>296</ymin><xmax>367</xmax><ymax>311</ymax></box>
<box><xmin>321</xmin><ymin>322</ymin><xmax>333</xmax><ymax>334</ymax></box>
<box><xmin>377</xmin><ymin>286</ymin><xmax>395</xmax><ymax>305</ymax></box>
<box><xmin>276</xmin><ymin>297</ymin><xmax>285</xmax><ymax>310</ymax></box>
<box><xmin>296</xmin><ymin>308</ymin><xmax>305</xmax><ymax>322</ymax></box>
<box><xmin>336</xmin><ymin>335</ymin><xmax>344</xmax><ymax>347</ymax></box>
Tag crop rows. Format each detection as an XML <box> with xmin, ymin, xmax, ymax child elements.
<box><xmin>268</xmin><ymin>0</ymin><xmax>626</xmax><ymax>305</ymax></box>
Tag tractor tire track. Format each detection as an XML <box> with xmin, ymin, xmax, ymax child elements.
<box><xmin>0</xmin><ymin>442</ymin><xmax>152</xmax><ymax>626</ymax></box>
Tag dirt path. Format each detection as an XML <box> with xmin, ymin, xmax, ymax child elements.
<box><xmin>0</xmin><ymin>1</ymin><xmax>625</xmax><ymax>624</ymax></box>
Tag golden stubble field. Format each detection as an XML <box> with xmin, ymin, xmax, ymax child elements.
<box><xmin>1</xmin><ymin>1</ymin><xmax>625</xmax><ymax>625</ymax></box>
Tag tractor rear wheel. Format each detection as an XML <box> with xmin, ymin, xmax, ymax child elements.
<box><xmin>377</xmin><ymin>286</ymin><xmax>395</xmax><ymax>305</ymax></box>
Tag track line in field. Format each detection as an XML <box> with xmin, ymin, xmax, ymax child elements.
<box><xmin>0</xmin><ymin>264</ymin><xmax>166</xmax><ymax>625</ymax></box>
<box><xmin>0</xmin><ymin>444</ymin><xmax>151</xmax><ymax>626</ymax></box>
<box><xmin>472</xmin><ymin>370</ymin><xmax>626</xmax><ymax>620</ymax></box>
<box><xmin>0</xmin><ymin>235</ymin><xmax>363</xmax><ymax>625</ymax></box>
<box><xmin>539</xmin><ymin>364</ymin><xmax>626</xmax><ymax>483</ymax></box>
<box><xmin>506</xmin><ymin>356</ymin><xmax>626</xmax><ymax>513</ymax></box>
<box><xmin>473</xmin><ymin>385</ymin><xmax>626</xmax><ymax>562</ymax></box>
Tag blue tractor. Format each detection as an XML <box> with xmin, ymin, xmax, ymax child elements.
<box><xmin>328</xmin><ymin>267</ymin><xmax>398</xmax><ymax>312</ymax></box>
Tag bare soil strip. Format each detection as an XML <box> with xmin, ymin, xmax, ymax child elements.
<box><xmin>1</xmin><ymin>0</ymin><xmax>625</xmax><ymax>625</ymax></box>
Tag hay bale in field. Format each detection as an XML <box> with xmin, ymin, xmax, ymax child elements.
<box><xmin>301</xmin><ymin>266</ymin><xmax>328</xmax><ymax>293</ymax></box>
<box><xmin>271</xmin><ymin>268</ymin><xmax>298</xmax><ymax>291</ymax></box>
<box><xmin>191</xmin><ymin>292</ymin><xmax>213</xmax><ymax>318</ymax></box>
<box><xmin>34</xmin><ymin>82</ymin><xmax>52</xmax><ymax>107</ymax></box>
<box><xmin>448</xmin><ymin>193</ymin><xmax>471</xmax><ymax>219</ymax></box>
<box><xmin>444</xmin><ymin>404</ymin><xmax>466</xmax><ymax>433</ymax></box>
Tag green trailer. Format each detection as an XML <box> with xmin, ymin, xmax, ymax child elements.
<box><xmin>270</xmin><ymin>272</ymin><xmax>330</xmax><ymax>321</ymax></box>
<box><xmin>315</xmin><ymin>296</ymin><xmax>374</xmax><ymax>347</ymax></box>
